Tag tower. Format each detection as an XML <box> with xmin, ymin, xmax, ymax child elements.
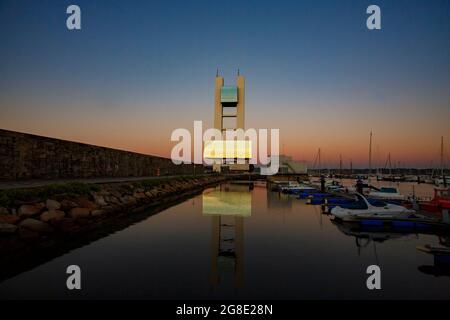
<box><xmin>212</xmin><ymin>71</ymin><xmax>248</xmax><ymax>172</ymax></box>
<box><xmin>214</xmin><ymin>72</ymin><xmax>245</xmax><ymax>132</ymax></box>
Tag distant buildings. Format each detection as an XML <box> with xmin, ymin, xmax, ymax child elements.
<box><xmin>277</xmin><ymin>155</ymin><xmax>308</xmax><ymax>174</ymax></box>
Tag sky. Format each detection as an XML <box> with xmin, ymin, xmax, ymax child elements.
<box><xmin>0</xmin><ymin>0</ymin><xmax>449</xmax><ymax>168</ymax></box>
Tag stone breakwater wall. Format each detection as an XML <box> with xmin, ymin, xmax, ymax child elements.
<box><xmin>0</xmin><ymin>129</ymin><xmax>202</xmax><ymax>180</ymax></box>
<box><xmin>0</xmin><ymin>176</ymin><xmax>226</xmax><ymax>259</ymax></box>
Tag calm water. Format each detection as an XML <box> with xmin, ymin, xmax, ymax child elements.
<box><xmin>1</xmin><ymin>181</ymin><xmax>449</xmax><ymax>300</ymax></box>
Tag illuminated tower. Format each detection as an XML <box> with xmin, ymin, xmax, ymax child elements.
<box><xmin>212</xmin><ymin>70</ymin><xmax>248</xmax><ymax>172</ymax></box>
<box><xmin>214</xmin><ymin>71</ymin><xmax>245</xmax><ymax>131</ymax></box>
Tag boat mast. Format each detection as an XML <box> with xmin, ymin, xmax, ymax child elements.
<box><xmin>441</xmin><ymin>136</ymin><xmax>444</xmax><ymax>177</ymax></box>
<box><xmin>442</xmin><ymin>136</ymin><xmax>447</xmax><ymax>187</ymax></box>
<box><xmin>368</xmin><ymin>131</ymin><xmax>373</xmax><ymax>184</ymax></box>
<box><xmin>318</xmin><ymin>148</ymin><xmax>321</xmax><ymax>176</ymax></box>
<box><xmin>384</xmin><ymin>153</ymin><xmax>392</xmax><ymax>178</ymax></box>
<box><xmin>389</xmin><ymin>153</ymin><xmax>392</xmax><ymax>178</ymax></box>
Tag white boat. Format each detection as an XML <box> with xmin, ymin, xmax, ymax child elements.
<box><xmin>405</xmin><ymin>175</ymin><xmax>419</xmax><ymax>182</ymax></box>
<box><xmin>367</xmin><ymin>187</ymin><xmax>405</xmax><ymax>201</ymax></box>
<box><xmin>311</xmin><ymin>179</ymin><xmax>342</xmax><ymax>190</ymax></box>
<box><xmin>434</xmin><ymin>177</ymin><xmax>450</xmax><ymax>186</ymax></box>
<box><xmin>291</xmin><ymin>185</ymin><xmax>317</xmax><ymax>192</ymax></box>
<box><xmin>327</xmin><ymin>183</ymin><xmax>346</xmax><ymax>192</ymax></box>
<box><xmin>279</xmin><ymin>181</ymin><xmax>300</xmax><ymax>190</ymax></box>
<box><xmin>281</xmin><ymin>182</ymin><xmax>316</xmax><ymax>192</ymax></box>
<box><xmin>331</xmin><ymin>193</ymin><xmax>414</xmax><ymax>220</ymax></box>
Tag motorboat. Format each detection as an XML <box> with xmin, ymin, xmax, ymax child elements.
<box><xmin>434</xmin><ymin>177</ymin><xmax>450</xmax><ymax>186</ymax></box>
<box><xmin>270</xmin><ymin>180</ymin><xmax>290</xmax><ymax>191</ymax></box>
<box><xmin>326</xmin><ymin>181</ymin><xmax>346</xmax><ymax>192</ymax></box>
<box><xmin>279</xmin><ymin>181</ymin><xmax>300</xmax><ymax>192</ymax></box>
<box><xmin>367</xmin><ymin>187</ymin><xmax>405</xmax><ymax>201</ymax></box>
<box><xmin>281</xmin><ymin>182</ymin><xmax>317</xmax><ymax>194</ymax></box>
<box><xmin>308</xmin><ymin>194</ymin><xmax>388</xmax><ymax>207</ymax></box>
<box><xmin>419</xmin><ymin>188</ymin><xmax>450</xmax><ymax>213</ymax></box>
<box><xmin>330</xmin><ymin>193</ymin><xmax>414</xmax><ymax>220</ymax></box>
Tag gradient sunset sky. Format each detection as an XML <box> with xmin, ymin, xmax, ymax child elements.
<box><xmin>1</xmin><ymin>0</ymin><xmax>449</xmax><ymax>168</ymax></box>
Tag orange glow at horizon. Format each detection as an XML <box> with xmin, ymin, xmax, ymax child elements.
<box><xmin>1</xmin><ymin>101</ymin><xmax>449</xmax><ymax>168</ymax></box>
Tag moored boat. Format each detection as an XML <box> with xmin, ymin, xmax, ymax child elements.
<box><xmin>419</xmin><ymin>188</ymin><xmax>450</xmax><ymax>213</ymax></box>
<box><xmin>330</xmin><ymin>193</ymin><xmax>414</xmax><ymax>220</ymax></box>
<box><xmin>281</xmin><ymin>182</ymin><xmax>317</xmax><ymax>194</ymax></box>
<box><xmin>367</xmin><ymin>187</ymin><xmax>405</xmax><ymax>201</ymax></box>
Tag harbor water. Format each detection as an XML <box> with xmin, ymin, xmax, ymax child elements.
<box><xmin>0</xmin><ymin>181</ymin><xmax>449</xmax><ymax>299</ymax></box>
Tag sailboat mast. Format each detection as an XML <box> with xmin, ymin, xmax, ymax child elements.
<box><xmin>441</xmin><ymin>136</ymin><xmax>444</xmax><ymax>177</ymax></box>
<box><xmin>368</xmin><ymin>131</ymin><xmax>373</xmax><ymax>184</ymax></box>
<box><xmin>318</xmin><ymin>148</ymin><xmax>321</xmax><ymax>176</ymax></box>
<box><xmin>389</xmin><ymin>153</ymin><xmax>392</xmax><ymax>178</ymax></box>
<box><xmin>441</xmin><ymin>136</ymin><xmax>447</xmax><ymax>187</ymax></box>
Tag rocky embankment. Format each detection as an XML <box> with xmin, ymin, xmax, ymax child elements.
<box><xmin>0</xmin><ymin>176</ymin><xmax>226</xmax><ymax>251</ymax></box>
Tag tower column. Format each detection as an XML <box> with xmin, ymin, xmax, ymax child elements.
<box><xmin>236</xmin><ymin>75</ymin><xmax>245</xmax><ymax>130</ymax></box>
<box><xmin>214</xmin><ymin>76</ymin><xmax>224</xmax><ymax>130</ymax></box>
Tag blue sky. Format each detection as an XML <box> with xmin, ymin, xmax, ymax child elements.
<box><xmin>1</xmin><ymin>0</ymin><xmax>449</xmax><ymax>166</ymax></box>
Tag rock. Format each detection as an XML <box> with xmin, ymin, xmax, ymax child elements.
<box><xmin>40</xmin><ymin>210</ymin><xmax>65</xmax><ymax>222</ymax></box>
<box><xmin>75</xmin><ymin>197</ymin><xmax>97</xmax><ymax>210</ymax></box>
<box><xmin>101</xmin><ymin>206</ymin><xmax>115</xmax><ymax>213</ymax></box>
<box><xmin>0</xmin><ymin>207</ymin><xmax>9</xmax><ymax>215</ymax></box>
<box><xmin>0</xmin><ymin>214</ymin><xmax>20</xmax><ymax>225</ymax></box>
<box><xmin>45</xmin><ymin>199</ymin><xmax>61</xmax><ymax>210</ymax></box>
<box><xmin>69</xmin><ymin>207</ymin><xmax>90</xmax><ymax>219</ymax></box>
<box><xmin>120</xmin><ymin>195</ymin><xmax>136</xmax><ymax>205</ymax></box>
<box><xmin>109</xmin><ymin>190</ymin><xmax>122</xmax><ymax>199</ymax></box>
<box><xmin>107</xmin><ymin>196</ymin><xmax>121</xmax><ymax>205</ymax></box>
<box><xmin>133</xmin><ymin>192</ymin><xmax>146</xmax><ymax>200</ymax></box>
<box><xmin>91</xmin><ymin>190</ymin><xmax>110</xmax><ymax>197</ymax></box>
<box><xmin>60</xmin><ymin>199</ymin><xmax>79</xmax><ymax>211</ymax></box>
<box><xmin>19</xmin><ymin>218</ymin><xmax>54</xmax><ymax>233</ymax></box>
<box><xmin>92</xmin><ymin>194</ymin><xmax>107</xmax><ymax>207</ymax></box>
<box><xmin>18</xmin><ymin>204</ymin><xmax>43</xmax><ymax>218</ymax></box>
<box><xmin>91</xmin><ymin>209</ymin><xmax>105</xmax><ymax>217</ymax></box>
<box><xmin>144</xmin><ymin>191</ymin><xmax>154</xmax><ymax>198</ymax></box>
<box><xmin>0</xmin><ymin>223</ymin><xmax>17</xmax><ymax>234</ymax></box>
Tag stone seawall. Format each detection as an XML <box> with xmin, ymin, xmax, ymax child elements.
<box><xmin>0</xmin><ymin>175</ymin><xmax>226</xmax><ymax>280</ymax></box>
<box><xmin>0</xmin><ymin>129</ymin><xmax>201</xmax><ymax>180</ymax></box>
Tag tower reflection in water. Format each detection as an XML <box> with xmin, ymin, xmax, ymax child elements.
<box><xmin>202</xmin><ymin>183</ymin><xmax>251</xmax><ymax>291</ymax></box>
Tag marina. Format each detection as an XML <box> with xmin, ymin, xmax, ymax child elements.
<box><xmin>1</xmin><ymin>179</ymin><xmax>450</xmax><ymax>299</ymax></box>
<box><xmin>0</xmin><ymin>0</ymin><xmax>449</xmax><ymax>307</ymax></box>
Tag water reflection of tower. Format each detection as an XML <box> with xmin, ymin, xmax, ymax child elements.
<box><xmin>204</xmin><ymin>184</ymin><xmax>250</xmax><ymax>290</ymax></box>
